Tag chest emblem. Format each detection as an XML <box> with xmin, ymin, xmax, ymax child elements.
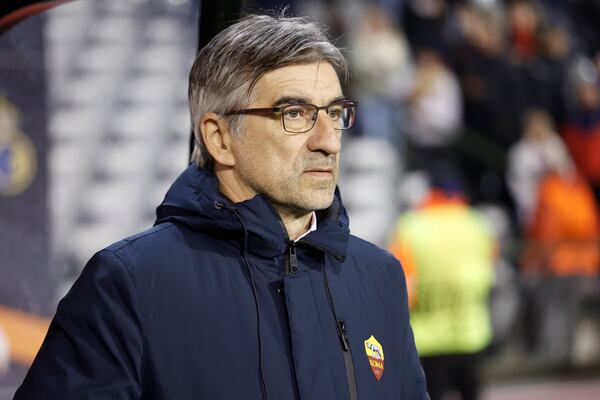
<box><xmin>364</xmin><ymin>335</ymin><xmax>384</xmax><ymax>381</ymax></box>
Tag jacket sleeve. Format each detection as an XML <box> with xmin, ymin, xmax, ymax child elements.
<box><xmin>403</xmin><ymin>321</ymin><xmax>430</xmax><ymax>400</ymax></box>
<box><xmin>14</xmin><ymin>249</ymin><xmax>144</xmax><ymax>399</ymax></box>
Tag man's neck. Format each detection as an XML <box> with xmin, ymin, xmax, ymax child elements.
<box><xmin>274</xmin><ymin>206</ymin><xmax>314</xmax><ymax>241</ymax></box>
<box><xmin>215</xmin><ymin>167</ymin><xmax>315</xmax><ymax>240</ymax></box>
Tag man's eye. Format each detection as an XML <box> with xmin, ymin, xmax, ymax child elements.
<box><xmin>328</xmin><ymin>108</ymin><xmax>342</xmax><ymax>119</ymax></box>
<box><xmin>284</xmin><ymin>107</ymin><xmax>304</xmax><ymax>119</ymax></box>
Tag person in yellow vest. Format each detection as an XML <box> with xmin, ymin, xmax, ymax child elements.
<box><xmin>389</xmin><ymin>173</ymin><xmax>496</xmax><ymax>400</ymax></box>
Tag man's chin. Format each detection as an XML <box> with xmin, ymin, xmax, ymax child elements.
<box><xmin>299</xmin><ymin>191</ymin><xmax>336</xmax><ymax>211</ymax></box>
<box><xmin>272</xmin><ymin>191</ymin><xmax>335</xmax><ymax>215</ymax></box>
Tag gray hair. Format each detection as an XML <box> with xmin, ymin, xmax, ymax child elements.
<box><xmin>188</xmin><ymin>13</ymin><xmax>349</xmax><ymax>169</ymax></box>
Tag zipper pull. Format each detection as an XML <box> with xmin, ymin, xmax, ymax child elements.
<box><xmin>286</xmin><ymin>241</ymin><xmax>298</xmax><ymax>275</ymax></box>
<box><xmin>337</xmin><ymin>320</ymin><xmax>351</xmax><ymax>352</ymax></box>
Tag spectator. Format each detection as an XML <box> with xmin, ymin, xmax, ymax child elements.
<box><xmin>507</xmin><ymin>0</ymin><xmax>544</xmax><ymax>63</ymax></box>
<box><xmin>531</xmin><ymin>23</ymin><xmax>572</xmax><ymax>126</ymax></box>
<box><xmin>506</xmin><ymin>109</ymin><xmax>571</xmax><ymax>227</ymax></box>
<box><xmin>402</xmin><ymin>0</ymin><xmax>449</xmax><ymax>53</ymax></box>
<box><xmin>405</xmin><ymin>48</ymin><xmax>462</xmax><ymax>175</ymax></box>
<box><xmin>562</xmin><ymin>56</ymin><xmax>600</xmax><ymax>202</ymax></box>
<box><xmin>451</xmin><ymin>2</ymin><xmax>523</xmax><ymax>149</ymax></box>
<box><xmin>507</xmin><ymin>1</ymin><xmax>571</xmax><ymax>126</ymax></box>
<box><xmin>450</xmin><ymin>3</ymin><xmax>525</xmax><ymax>204</ymax></box>
<box><xmin>389</xmin><ymin>172</ymin><xmax>496</xmax><ymax>400</ymax></box>
<box><xmin>520</xmin><ymin>141</ymin><xmax>600</xmax><ymax>362</ymax></box>
<box><xmin>349</xmin><ymin>6</ymin><xmax>413</xmax><ymax>145</ymax></box>
<box><xmin>522</xmin><ymin>167</ymin><xmax>599</xmax><ymax>277</ymax></box>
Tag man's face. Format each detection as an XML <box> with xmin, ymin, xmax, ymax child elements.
<box><xmin>229</xmin><ymin>62</ymin><xmax>343</xmax><ymax>214</ymax></box>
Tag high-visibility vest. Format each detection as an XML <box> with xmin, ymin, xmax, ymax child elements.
<box><xmin>390</xmin><ymin>203</ymin><xmax>495</xmax><ymax>356</ymax></box>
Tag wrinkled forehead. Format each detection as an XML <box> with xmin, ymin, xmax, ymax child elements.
<box><xmin>249</xmin><ymin>62</ymin><xmax>343</xmax><ymax>106</ymax></box>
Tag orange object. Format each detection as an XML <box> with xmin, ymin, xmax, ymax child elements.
<box><xmin>389</xmin><ymin>236</ymin><xmax>417</xmax><ymax>307</ymax></box>
<box><xmin>523</xmin><ymin>173</ymin><xmax>600</xmax><ymax>276</ymax></box>
<box><xmin>0</xmin><ymin>305</ymin><xmax>50</xmax><ymax>366</ymax></box>
<box><xmin>419</xmin><ymin>189</ymin><xmax>467</xmax><ymax>209</ymax></box>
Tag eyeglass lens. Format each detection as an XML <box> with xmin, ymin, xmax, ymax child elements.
<box><xmin>282</xmin><ymin>103</ymin><xmax>355</xmax><ymax>133</ymax></box>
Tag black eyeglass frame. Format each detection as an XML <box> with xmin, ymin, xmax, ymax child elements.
<box><xmin>223</xmin><ymin>99</ymin><xmax>358</xmax><ymax>134</ymax></box>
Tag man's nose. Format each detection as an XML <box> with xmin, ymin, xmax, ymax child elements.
<box><xmin>306</xmin><ymin>111</ymin><xmax>342</xmax><ymax>155</ymax></box>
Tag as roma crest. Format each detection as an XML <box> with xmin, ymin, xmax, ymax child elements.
<box><xmin>364</xmin><ymin>335</ymin><xmax>384</xmax><ymax>381</ymax></box>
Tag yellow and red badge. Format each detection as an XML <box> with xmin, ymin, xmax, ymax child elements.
<box><xmin>364</xmin><ymin>335</ymin><xmax>384</xmax><ymax>381</ymax></box>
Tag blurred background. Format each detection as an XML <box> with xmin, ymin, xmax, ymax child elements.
<box><xmin>1</xmin><ymin>0</ymin><xmax>600</xmax><ymax>399</ymax></box>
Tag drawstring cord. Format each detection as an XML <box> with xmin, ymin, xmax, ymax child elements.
<box><xmin>321</xmin><ymin>257</ymin><xmax>346</xmax><ymax>347</ymax></box>
<box><xmin>215</xmin><ymin>201</ymin><xmax>268</xmax><ymax>400</ymax></box>
<box><xmin>321</xmin><ymin>256</ymin><xmax>359</xmax><ymax>400</ymax></box>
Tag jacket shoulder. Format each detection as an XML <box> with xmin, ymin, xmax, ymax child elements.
<box><xmin>105</xmin><ymin>222</ymin><xmax>178</xmax><ymax>254</ymax></box>
<box><xmin>344</xmin><ymin>234</ymin><xmax>407</xmax><ymax>287</ymax></box>
<box><xmin>347</xmin><ymin>234</ymin><xmax>401</xmax><ymax>269</ymax></box>
<box><xmin>15</xmin><ymin>246</ymin><xmax>145</xmax><ymax>398</ymax></box>
<box><xmin>102</xmin><ymin>222</ymin><xmax>201</xmax><ymax>271</ymax></box>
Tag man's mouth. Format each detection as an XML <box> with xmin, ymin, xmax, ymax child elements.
<box><xmin>304</xmin><ymin>168</ymin><xmax>335</xmax><ymax>178</ymax></box>
<box><xmin>303</xmin><ymin>157</ymin><xmax>337</xmax><ymax>177</ymax></box>
<box><xmin>305</xmin><ymin>167</ymin><xmax>333</xmax><ymax>173</ymax></box>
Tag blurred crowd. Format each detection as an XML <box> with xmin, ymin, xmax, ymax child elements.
<box><xmin>335</xmin><ymin>0</ymin><xmax>600</xmax><ymax>221</ymax></box>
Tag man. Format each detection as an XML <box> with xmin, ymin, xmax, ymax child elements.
<box><xmin>16</xmin><ymin>14</ymin><xmax>427</xmax><ymax>399</ymax></box>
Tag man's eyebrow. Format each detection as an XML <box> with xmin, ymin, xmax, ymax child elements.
<box><xmin>330</xmin><ymin>95</ymin><xmax>347</xmax><ymax>103</ymax></box>
<box><xmin>272</xmin><ymin>95</ymin><xmax>347</xmax><ymax>107</ymax></box>
<box><xmin>272</xmin><ymin>96</ymin><xmax>310</xmax><ymax>107</ymax></box>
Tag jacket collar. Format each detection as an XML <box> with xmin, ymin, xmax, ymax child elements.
<box><xmin>155</xmin><ymin>165</ymin><xmax>349</xmax><ymax>260</ymax></box>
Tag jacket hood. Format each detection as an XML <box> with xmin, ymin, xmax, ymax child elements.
<box><xmin>155</xmin><ymin>165</ymin><xmax>350</xmax><ymax>260</ymax></box>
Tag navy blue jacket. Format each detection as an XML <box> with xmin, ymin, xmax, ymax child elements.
<box><xmin>15</xmin><ymin>166</ymin><xmax>428</xmax><ymax>399</ymax></box>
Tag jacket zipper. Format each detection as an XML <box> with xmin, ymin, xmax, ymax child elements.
<box><xmin>286</xmin><ymin>241</ymin><xmax>299</xmax><ymax>275</ymax></box>
<box><xmin>337</xmin><ymin>320</ymin><xmax>358</xmax><ymax>400</ymax></box>
<box><xmin>301</xmin><ymin>239</ymin><xmax>345</xmax><ymax>263</ymax></box>
<box><xmin>286</xmin><ymin>242</ymin><xmax>357</xmax><ymax>399</ymax></box>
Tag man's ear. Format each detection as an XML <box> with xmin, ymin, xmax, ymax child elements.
<box><xmin>199</xmin><ymin>112</ymin><xmax>236</xmax><ymax>167</ymax></box>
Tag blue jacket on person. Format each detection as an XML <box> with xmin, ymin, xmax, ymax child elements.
<box><xmin>15</xmin><ymin>165</ymin><xmax>428</xmax><ymax>399</ymax></box>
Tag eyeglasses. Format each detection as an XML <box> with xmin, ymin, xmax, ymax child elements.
<box><xmin>224</xmin><ymin>100</ymin><xmax>357</xmax><ymax>134</ymax></box>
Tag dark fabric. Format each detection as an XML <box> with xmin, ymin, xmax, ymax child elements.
<box><xmin>421</xmin><ymin>353</ymin><xmax>481</xmax><ymax>400</ymax></box>
<box><xmin>448</xmin><ymin>42</ymin><xmax>525</xmax><ymax>208</ymax></box>
<box><xmin>450</xmin><ymin>43</ymin><xmax>526</xmax><ymax>151</ymax></box>
<box><xmin>15</xmin><ymin>165</ymin><xmax>428</xmax><ymax>399</ymax></box>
